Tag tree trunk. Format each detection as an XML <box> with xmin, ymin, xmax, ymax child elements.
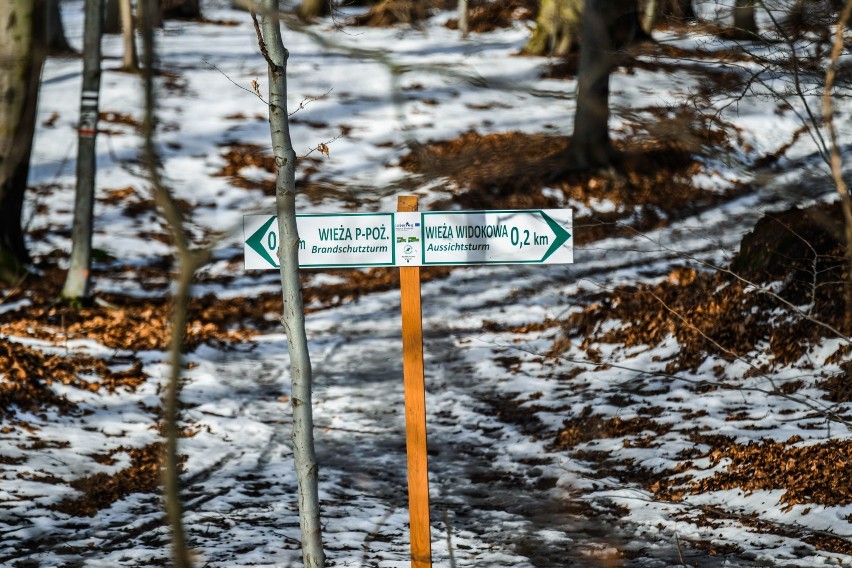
<box><xmin>568</xmin><ymin>0</ymin><xmax>646</xmax><ymax>169</ymax></box>
<box><xmin>459</xmin><ymin>0</ymin><xmax>469</xmax><ymax>38</ymax></box>
<box><xmin>298</xmin><ymin>0</ymin><xmax>330</xmax><ymax>20</ymax></box>
<box><xmin>138</xmin><ymin>2</ymin><xmax>195</xmax><ymax>566</ymax></box>
<box><xmin>731</xmin><ymin>0</ymin><xmax>757</xmax><ymax>38</ymax></box>
<box><xmin>257</xmin><ymin>2</ymin><xmax>325</xmax><ymax>566</ymax></box>
<box><xmin>47</xmin><ymin>0</ymin><xmax>74</xmax><ymax>54</ymax></box>
<box><xmin>61</xmin><ymin>0</ymin><xmax>104</xmax><ymax>303</ymax></box>
<box><xmin>824</xmin><ymin>0</ymin><xmax>852</xmax><ymax>332</ymax></box>
<box><xmin>659</xmin><ymin>0</ymin><xmax>695</xmax><ymax>23</ymax></box>
<box><xmin>120</xmin><ymin>0</ymin><xmax>139</xmax><ymax>72</ymax></box>
<box><xmin>104</xmin><ymin>0</ymin><xmax>121</xmax><ymax>33</ymax></box>
<box><xmin>0</xmin><ymin>1</ymin><xmax>47</xmax><ymax>285</ymax></box>
<box><xmin>523</xmin><ymin>0</ymin><xmax>585</xmax><ymax>56</ymax></box>
<box><xmin>161</xmin><ymin>0</ymin><xmax>201</xmax><ymax>19</ymax></box>
<box><xmin>569</xmin><ymin>0</ymin><xmax>614</xmax><ymax>169</ymax></box>
<box><xmin>642</xmin><ymin>0</ymin><xmax>658</xmax><ymax>33</ymax></box>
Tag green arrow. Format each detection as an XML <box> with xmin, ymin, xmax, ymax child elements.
<box><xmin>246</xmin><ymin>216</ymin><xmax>279</xmax><ymax>268</ymax></box>
<box><xmin>540</xmin><ymin>211</ymin><xmax>571</xmax><ymax>262</ymax></box>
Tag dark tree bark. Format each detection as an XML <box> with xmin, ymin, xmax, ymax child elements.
<box><xmin>568</xmin><ymin>0</ymin><xmax>647</xmax><ymax>169</ymax></box>
<box><xmin>47</xmin><ymin>0</ymin><xmax>74</xmax><ymax>54</ymax></box>
<box><xmin>161</xmin><ymin>0</ymin><xmax>201</xmax><ymax>19</ymax></box>
<box><xmin>104</xmin><ymin>0</ymin><xmax>121</xmax><ymax>33</ymax></box>
<box><xmin>731</xmin><ymin>0</ymin><xmax>758</xmax><ymax>38</ymax></box>
<box><xmin>0</xmin><ymin>1</ymin><xmax>47</xmax><ymax>285</ymax></box>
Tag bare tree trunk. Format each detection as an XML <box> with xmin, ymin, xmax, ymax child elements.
<box><xmin>659</xmin><ymin>0</ymin><xmax>695</xmax><ymax>23</ymax></box>
<box><xmin>254</xmin><ymin>3</ymin><xmax>325</xmax><ymax>566</ymax></box>
<box><xmin>642</xmin><ymin>0</ymin><xmax>657</xmax><ymax>34</ymax></box>
<box><xmin>523</xmin><ymin>0</ymin><xmax>584</xmax><ymax>56</ymax></box>
<box><xmin>104</xmin><ymin>0</ymin><xmax>122</xmax><ymax>33</ymax></box>
<box><xmin>570</xmin><ymin>0</ymin><xmax>615</xmax><ymax>169</ymax></box>
<box><xmin>161</xmin><ymin>0</ymin><xmax>201</xmax><ymax>19</ymax></box>
<box><xmin>568</xmin><ymin>0</ymin><xmax>647</xmax><ymax>169</ymax></box>
<box><xmin>47</xmin><ymin>0</ymin><xmax>74</xmax><ymax>54</ymax></box>
<box><xmin>459</xmin><ymin>0</ymin><xmax>469</xmax><ymax>38</ymax></box>
<box><xmin>0</xmin><ymin>1</ymin><xmax>46</xmax><ymax>285</ymax></box>
<box><xmin>139</xmin><ymin>2</ymin><xmax>196</xmax><ymax>567</ymax></box>
<box><xmin>62</xmin><ymin>0</ymin><xmax>104</xmax><ymax>303</ymax></box>
<box><xmin>298</xmin><ymin>0</ymin><xmax>330</xmax><ymax>20</ymax></box>
<box><xmin>120</xmin><ymin>0</ymin><xmax>140</xmax><ymax>72</ymax></box>
<box><xmin>824</xmin><ymin>0</ymin><xmax>852</xmax><ymax>333</ymax></box>
<box><xmin>731</xmin><ymin>0</ymin><xmax>758</xmax><ymax>38</ymax></box>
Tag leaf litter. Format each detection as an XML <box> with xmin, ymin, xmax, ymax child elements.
<box><xmin>2</xmin><ymin>1</ymin><xmax>852</xmax><ymax>566</ymax></box>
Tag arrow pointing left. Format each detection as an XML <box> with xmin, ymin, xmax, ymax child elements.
<box><xmin>245</xmin><ymin>216</ymin><xmax>279</xmax><ymax>268</ymax></box>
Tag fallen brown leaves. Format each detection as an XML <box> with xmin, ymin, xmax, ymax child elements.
<box><xmin>53</xmin><ymin>442</ymin><xmax>176</xmax><ymax>517</ymax></box>
<box><xmin>399</xmin><ymin>129</ymin><xmax>730</xmax><ymax>244</ymax></box>
<box><xmin>685</xmin><ymin>437</ymin><xmax>852</xmax><ymax>509</ymax></box>
<box><xmin>551</xmin><ymin>251</ymin><xmax>846</xmax><ymax>374</ymax></box>
<box><xmin>550</xmin><ymin>407</ymin><xmax>672</xmax><ymax>450</ymax></box>
<box><xmin>444</xmin><ymin>0</ymin><xmax>536</xmax><ymax>33</ymax></box>
<box><xmin>0</xmin><ymin>338</ymin><xmax>148</xmax><ymax>417</ymax></box>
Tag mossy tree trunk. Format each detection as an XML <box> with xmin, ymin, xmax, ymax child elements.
<box><xmin>298</xmin><ymin>0</ymin><xmax>330</xmax><ymax>20</ymax></box>
<box><xmin>0</xmin><ymin>1</ymin><xmax>47</xmax><ymax>286</ymax></box>
<box><xmin>523</xmin><ymin>0</ymin><xmax>585</xmax><ymax>56</ymax></box>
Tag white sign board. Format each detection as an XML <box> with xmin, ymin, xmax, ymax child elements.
<box><xmin>244</xmin><ymin>213</ymin><xmax>395</xmax><ymax>269</ymax></box>
<box><xmin>244</xmin><ymin>209</ymin><xmax>572</xmax><ymax>269</ymax></box>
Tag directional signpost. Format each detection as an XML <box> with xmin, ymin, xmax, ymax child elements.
<box><xmin>244</xmin><ymin>199</ymin><xmax>572</xmax><ymax>568</ymax></box>
<box><xmin>245</xmin><ymin>209</ymin><xmax>571</xmax><ymax>269</ymax></box>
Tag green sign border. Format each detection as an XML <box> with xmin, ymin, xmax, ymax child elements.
<box><xmin>247</xmin><ymin>213</ymin><xmax>396</xmax><ymax>269</ymax></box>
<box><xmin>419</xmin><ymin>209</ymin><xmax>571</xmax><ymax>266</ymax></box>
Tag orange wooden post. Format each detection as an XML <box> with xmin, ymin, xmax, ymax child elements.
<box><xmin>398</xmin><ymin>195</ymin><xmax>432</xmax><ymax>568</ymax></box>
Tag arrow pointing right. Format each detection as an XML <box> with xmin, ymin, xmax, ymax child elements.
<box><xmin>540</xmin><ymin>211</ymin><xmax>572</xmax><ymax>262</ymax></box>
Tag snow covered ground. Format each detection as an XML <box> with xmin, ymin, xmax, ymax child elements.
<box><xmin>2</xmin><ymin>0</ymin><xmax>852</xmax><ymax>566</ymax></box>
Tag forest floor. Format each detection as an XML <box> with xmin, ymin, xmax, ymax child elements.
<box><xmin>2</xmin><ymin>0</ymin><xmax>852</xmax><ymax>566</ymax></box>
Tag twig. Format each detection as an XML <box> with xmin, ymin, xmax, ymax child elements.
<box><xmin>203</xmin><ymin>58</ymin><xmax>268</xmax><ymax>104</ymax></box>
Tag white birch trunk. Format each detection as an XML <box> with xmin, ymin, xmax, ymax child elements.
<box><xmin>258</xmin><ymin>2</ymin><xmax>325</xmax><ymax>566</ymax></box>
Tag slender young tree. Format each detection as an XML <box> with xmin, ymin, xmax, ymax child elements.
<box><xmin>824</xmin><ymin>0</ymin><xmax>852</xmax><ymax>332</ymax></box>
<box><xmin>120</xmin><ymin>0</ymin><xmax>140</xmax><ymax>72</ymax></box>
<box><xmin>0</xmin><ymin>1</ymin><xmax>47</xmax><ymax>285</ymax></box>
<box><xmin>138</xmin><ymin>2</ymin><xmax>203</xmax><ymax>567</ymax></box>
<box><xmin>61</xmin><ymin>0</ymin><xmax>104</xmax><ymax>303</ymax></box>
<box><xmin>253</xmin><ymin>2</ymin><xmax>325</xmax><ymax>566</ymax></box>
<box><xmin>458</xmin><ymin>0</ymin><xmax>469</xmax><ymax>38</ymax></box>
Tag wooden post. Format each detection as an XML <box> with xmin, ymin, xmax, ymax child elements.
<box><xmin>398</xmin><ymin>195</ymin><xmax>432</xmax><ymax>568</ymax></box>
